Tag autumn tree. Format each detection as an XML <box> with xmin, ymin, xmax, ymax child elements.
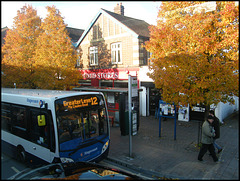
<box><xmin>89</xmin><ymin>24</ymin><xmax>111</xmax><ymax>69</ymax></box>
<box><xmin>1</xmin><ymin>5</ymin><xmax>42</xmax><ymax>88</ymax></box>
<box><xmin>34</xmin><ymin>5</ymin><xmax>82</xmax><ymax>90</ymax></box>
<box><xmin>145</xmin><ymin>1</ymin><xmax>239</xmax><ymax>117</ymax></box>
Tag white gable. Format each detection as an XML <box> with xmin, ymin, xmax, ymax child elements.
<box><xmin>73</xmin><ymin>9</ymin><xmax>138</xmax><ymax>47</ymax></box>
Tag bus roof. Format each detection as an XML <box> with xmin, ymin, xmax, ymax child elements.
<box><xmin>1</xmin><ymin>88</ymin><xmax>101</xmax><ymax>99</ymax></box>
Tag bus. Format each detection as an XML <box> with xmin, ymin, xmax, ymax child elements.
<box><xmin>1</xmin><ymin>88</ymin><xmax>110</xmax><ymax>166</ymax></box>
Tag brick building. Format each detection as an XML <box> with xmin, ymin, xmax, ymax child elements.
<box><xmin>73</xmin><ymin>3</ymin><xmax>156</xmax><ymax>116</ymax></box>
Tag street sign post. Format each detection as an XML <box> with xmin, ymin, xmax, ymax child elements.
<box><xmin>128</xmin><ymin>75</ymin><xmax>132</xmax><ymax>157</ymax></box>
<box><xmin>128</xmin><ymin>75</ymin><xmax>138</xmax><ymax>157</ymax></box>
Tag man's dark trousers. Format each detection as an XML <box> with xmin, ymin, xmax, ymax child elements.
<box><xmin>198</xmin><ymin>143</ymin><xmax>218</xmax><ymax>162</ymax></box>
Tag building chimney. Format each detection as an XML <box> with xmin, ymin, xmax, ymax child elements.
<box><xmin>114</xmin><ymin>3</ymin><xmax>124</xmax><ymax>16</ymax></box>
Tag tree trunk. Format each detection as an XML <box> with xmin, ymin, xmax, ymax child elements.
<box><xmin>204</xmin><ymin>104</ymin><xmax>211</xmax><ymax>121</ymax></box>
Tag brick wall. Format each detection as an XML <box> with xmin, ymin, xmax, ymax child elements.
<box><xmin>78</xmin><ymin>13</ymin><xmax>148</xmax><ymax>70</ymax></box>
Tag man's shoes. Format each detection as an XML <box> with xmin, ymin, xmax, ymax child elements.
<box><xmin>218</xmin><ymin>149</ymin><xmax>222</xmax><ymax>154</ymax></box>
<box><xmin>215</xmin><ymin>159</ymin><xmax>224</xmax><ymax>163</ymax></box>
<box><xmin>214</xmin><ymin>159</ymin><xmax>219</xmax><ymax>162</ymax></box>
<box><xmin>198</xmin><ymin>158</ymin><xmax>206</xmax><ymax>163</ymax></box>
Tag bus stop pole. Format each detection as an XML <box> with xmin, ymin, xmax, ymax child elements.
<box><xmin>158</xmin><ymin>100</ymin><xmax>162</xmax><ymax>137</ymax></box>
<box><xmin>159</xmin><ymin>116</ymin><xmax>162</xmax><ymax>137</ymax></box>
<box><xmin>174</xmin><ymin>105</ymin><xmax>177</xmax><ymax>140</ymax></box>
<box><xmin>128</xmin><ymin>75</ymin><xmax>132</xmax><ymax>158</ymax></box>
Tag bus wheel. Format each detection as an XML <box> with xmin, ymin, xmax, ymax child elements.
<box><xmin>17</xmin><ymin>146</ymin><xmax>26</xmax><ymax>163</ymax></box>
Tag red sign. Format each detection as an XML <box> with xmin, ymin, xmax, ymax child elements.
<box><xmin>84</xmin><ymin>72</ymin><xmax>118</xmax><ymax>79</ymax></box>
<box><xmin>82</xmin><ymin>68</ymin><xmax>139</xmax><ymax>80</ymax></box>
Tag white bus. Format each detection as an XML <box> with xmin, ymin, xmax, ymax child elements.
<box><xmin>1</xmin><ymin>88</ymin><xmax>110</xmax><ymax>166</ymax></box>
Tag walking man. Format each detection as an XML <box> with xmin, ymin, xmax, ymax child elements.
<box><xmin>209</xmin><ymin>110</ymin><xmax>223</xmax><ymax>154</ymax></box>
<box><xmin>198</xmin><ymin>115</ymin><xmax>218</xmax><ymax>162</ymax></box>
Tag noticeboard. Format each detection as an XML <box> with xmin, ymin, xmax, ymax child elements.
<box><xmin>190</xmin><ymin>104</ymin><xmax>206</xmax><ymax>122</ymax></box>
<box><xmin>159</xmin><ymin>100</ymin><xmax>175</xmax><ymax>117</ymax></box>
<box><xmin>158</xmin><ymin>100</ymin><xmax>177</xmax><ymax>140</ymax></box>
<box><xmin>178</xmin><ymin>104</ymin><xmax>189</xmax><ymax>122</ymax></box>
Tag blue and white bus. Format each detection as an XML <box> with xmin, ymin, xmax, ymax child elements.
<box><xmin>1</xmin><ymin>88</ymin><xmax>110</xmax><ymax>166</ymax></box>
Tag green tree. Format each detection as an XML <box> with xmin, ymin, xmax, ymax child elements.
<box><xmin>34</xmin><ymin>5</ymin><xmax>82</xmax><ymax>90</ymax></box>
<box><xmin>1</xmin><ymin>5</ymin><xmax>42</xmax><ymax>88</ymax></box>
<box><xmin>145</xmin><ymin>1</ymin><xmax>239</xmax><ymax>118</ymax></box>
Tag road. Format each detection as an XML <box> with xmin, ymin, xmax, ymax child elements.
<box><xmin>1</xmin><ymin>153</ymin><xmax>29</xmax><ymax>179</ymax></box>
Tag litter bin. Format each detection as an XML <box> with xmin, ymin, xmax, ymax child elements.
<box><xmin>118</xmin><ymin>92</ymin><xmax>139</xmax><ymax>136</ymax></box>
<box><xmin>120</xmin><ymin>111</ymin><xmax>138</xmax><ymax>136</ymax></box>
<box><xmin>119</xmin><ymin>111</ymin><xmax>129</xmax><ymax>136</ymax></box>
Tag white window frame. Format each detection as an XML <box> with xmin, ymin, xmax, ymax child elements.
<box><xmin>89</xmin><ymin>46</ymin><xmax>98</xmax><ymax>66</ymax></box>
<box><xmin>111</xmin><ymin>42</ymin><xmax>122</xmax><ymax>64</ymax></box>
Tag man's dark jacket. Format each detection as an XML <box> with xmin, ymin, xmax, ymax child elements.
<box><xmin>212</xmin><ymin>117</ymin><xmax>220</xmax><ymax>139</ymax></box>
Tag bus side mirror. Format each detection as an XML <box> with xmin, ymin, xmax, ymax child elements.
<box><xmin>38</xmin><ymin>115</ymin><xmax>46</xmax><ymax>126</ymax></box>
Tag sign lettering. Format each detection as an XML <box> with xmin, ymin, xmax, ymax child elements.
<box><xmin>63</xmin><ymin>97</ymin><xmax>98</xmax><ymax>109</ymax></box>
<box><xmin>84</xmin><ymin>72</ymin><xmax>118</xmax><ymax>79</ymax></box>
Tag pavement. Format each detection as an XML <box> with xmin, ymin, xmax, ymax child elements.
<box><xmin>105</xmin><ymin>111</ymin><xmax>239</xmax><ymax>180</ymax></box>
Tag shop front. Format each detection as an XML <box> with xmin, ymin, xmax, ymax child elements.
<box><xmin>77</xmin><ymin>67</ymin><xmax>159</xmax><ymax>118</ymax></box>
<box><xmin>75</xmin><ymin>67</ymin><xmax>140</xmax><ymax>135</ymax></box>
<box><xmin>81</xmin><ymin>67</ymin><xmax>139</xmax><ymax>88</ymax></box>
<box><xmin>73</xmin><ymin>87</ymin><xmax>140</xmax><ymax>136</ymax></box>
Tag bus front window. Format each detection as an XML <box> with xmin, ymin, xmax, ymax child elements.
<box><xmin>57</xmin><ymin>108</ymin><xmax>107</xmax><ymax>144</ymax></box>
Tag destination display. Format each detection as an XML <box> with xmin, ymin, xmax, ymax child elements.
<box><xmin>63</xmin><ymin>97</ymin><xmax>98</xmax><ymax>109</ymax></box>
<box><xmin>56</xmin><ymin>95</ymin><xmax>103</xmax><ymax>112</ymax></box>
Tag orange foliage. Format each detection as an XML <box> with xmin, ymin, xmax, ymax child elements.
<box><xmin>33</xmin><ymin>5</ymin><xmax>82</xmax><ymax>90</ymax></box>
<box><xmin>145</xmin><ymin>1</ymin><xmax>239</xmax><ymax>108</ymax></box>
<box><xmin>1</xmin><ymin>5</ymin><xmax>82</xmax><ymax>90</ymax></box>
<box><xmin>1</xmin><ymin>5</ymin><xmax>42</xmax><ymax>88</ymax></box>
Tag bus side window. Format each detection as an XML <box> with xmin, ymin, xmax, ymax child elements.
<box><xmin>30</xmin><ymin>110</ymin><xmax>49</xmax><ymax>148</ymax></box>
<box><xmin>12</xmin><ymin>106</ymin><xmax>27</xmax><ymax>139</ymax></box>
<box><xmin>1</xmin><ymin>103</ymin><xmax>12</xmax><ymax>132</ymax></box>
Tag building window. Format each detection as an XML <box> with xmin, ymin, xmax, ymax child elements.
<box><xmin>139</xmin><ymin>51</ymin><xmax>148</xmax><ymax>66</ymax></box>
<box><xmin>148</xmin><ymin>52</ymin><xmax>153</xmax><ymax>66</ymax></box>
<box><xmin>76</xmin><ymin>49</ymin><xmax>81</xmax><ymax>67</ymax></box>
<box><xmin>111</xmin><ymin>42</ymin><xmax>122</xmax><ymax>64</ymax></box>
<box><xmin>77</xmin><ymin>59</ymin><xmax>81</xmax><ymax>67</ymax></box>
<box><xmin>90</xmin><ymin>46</ymin><xmax>98</xmax><ymax>65</ymax></box>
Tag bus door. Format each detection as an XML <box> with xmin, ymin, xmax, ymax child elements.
<box><xmin>28</xmin><ymin>109</ymin><xmax>55</xmax><ymax>164</ymax></box>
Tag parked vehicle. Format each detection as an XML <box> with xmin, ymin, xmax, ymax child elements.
<box><xmin>8</xmin><ymin>161</ymin><xmax>143</xmax><ymax>180</ymax></box>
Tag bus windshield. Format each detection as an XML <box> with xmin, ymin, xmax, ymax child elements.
<box><xmin>55</xmin><ymin>94</ymin><xmax>108</xmax><ymax>148</ymax></box>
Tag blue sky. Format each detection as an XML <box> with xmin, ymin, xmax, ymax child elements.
<box><xmin>1</xmin><ymin>1</ymin><xmax>162</xmax><ymax>29</ymax></box>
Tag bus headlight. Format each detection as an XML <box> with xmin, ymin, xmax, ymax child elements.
<box><xmin>101</xmin><ymin>140</ymin><xmax>109</xmax><ymax>153</ymax></box>
<box><xmin>60</xmin><ymin>157</ymin><xmax>74</xmax><ymax>163</ymax></box>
